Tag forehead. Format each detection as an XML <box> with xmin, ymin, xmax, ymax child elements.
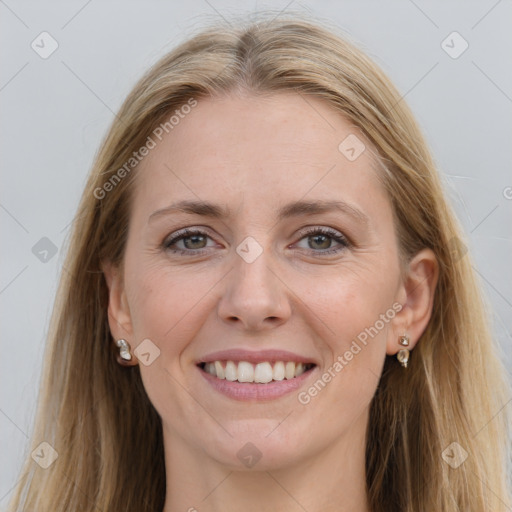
<box><xmin>132</xmin><ymin>91</ymin><xmax>390</xmax><ymax>225</ymax></box>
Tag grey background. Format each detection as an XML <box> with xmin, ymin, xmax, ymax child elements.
<box><xmin>1</xmin><ymin>0</ymin><xmax>511</xmax><ymax>505</ymax></box>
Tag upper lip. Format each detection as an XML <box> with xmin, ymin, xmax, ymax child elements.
<box><xmin>197</xmin><ymin>349</ymin><xmax>317</xmax><ymax>365</ymax></box>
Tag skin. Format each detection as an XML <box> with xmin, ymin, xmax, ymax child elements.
<box><xmin>104</xmin><ymin>91</ymin><xmax>438</xmax><ymax>512</ymax></box>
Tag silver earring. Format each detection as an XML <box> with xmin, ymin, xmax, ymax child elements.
<box><xmin>397</xmin><ymin>334</ymin><xmax>410</xmax><ymax>368</ymax></box>
<box><xmin>116</xmin><ymin>339</ymin><xmax>132</xmax><ymax>361</ymax></box>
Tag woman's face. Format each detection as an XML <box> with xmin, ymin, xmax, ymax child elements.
<box><xmin>108</xmin><ymin>91</ymin><xmax>410</xmax><ymax>470</ymax></box>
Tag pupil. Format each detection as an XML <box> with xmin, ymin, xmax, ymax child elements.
<box><xmin>310</xmin><ymin>234</ymin><xmax>330</xmax><ymax>250</ymax></box>
<box><xmin>185</xmin><ymin>235</ymin><xmax>206</xmax><ymax>249</ymax></box>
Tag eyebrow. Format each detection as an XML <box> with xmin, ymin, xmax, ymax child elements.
<box><xmin>148</xmin><ymin>199</ymin><xmax>369</xmax><ymax>225</ymax></box>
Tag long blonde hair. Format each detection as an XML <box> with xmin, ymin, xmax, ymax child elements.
<box><xmin>9</xmin><ymin>14</ymin><xmax>511</xmax><ymax>512</ymax></box>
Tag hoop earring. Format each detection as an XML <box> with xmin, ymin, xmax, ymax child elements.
<box><xmin>397</xmin><ymin>334</ymin><xmax>410</xmax><ymax>368</ymax></box>
<box><xmin>116</xmin><ymin>339</ymin><xmax>132</xmax><ymax>362</ymax></box>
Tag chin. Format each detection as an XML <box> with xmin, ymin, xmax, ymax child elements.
<box><xmin>199</xmin><ymin>420</ymin><xmax>313</xmax><ymax>471</ymax></box>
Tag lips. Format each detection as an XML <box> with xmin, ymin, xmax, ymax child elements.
<box><xmin>198</xmin><ymin>348</ymin><xmax>317</xmax><ymax>365</ymax></box>
<box><xmin>196</xmin><ymin>349</ymin><xmax>317</xmax><ymax>386</ymax></box>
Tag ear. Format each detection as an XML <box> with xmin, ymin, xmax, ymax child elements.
<box><xmin>387</xmin><ymin>248</ymin><xmax>439</xmax><ymax>355</ymax></box>
<box><xmin>102</xmin><ymin>259</ymin><xmax>138</xmax><ymax>366</ymax></box>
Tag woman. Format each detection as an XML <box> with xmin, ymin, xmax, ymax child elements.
<box><xmin>9</xmin><ymin>14</ymin><xmax>511</xmax><ymax>512</ymax></box>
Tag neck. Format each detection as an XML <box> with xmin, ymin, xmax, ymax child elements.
<box><xmin>161</xmin><ymin>413</ymin><xmax>370</xmax><ymax>512</ymax></box>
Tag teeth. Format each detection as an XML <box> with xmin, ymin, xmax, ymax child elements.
<box><xmin>273</xmin><ymin>361</ymin><xmax>285</xmax><ymax>381</ymax></box>
<box><xmin>225</xmin><ymin>361</ymin><xmax>237</xmax><ymax>381</ymax></box>
<box><xmin>214</xmin><ymin>361</ymin><xmax>225</xmax><ymax>379</ymax></box>
<box><xmin>254</xmin><ymin>362</ymin><xmax>273</xmax><ymax>383</ymax></box>
<box><xmin>285</xmin><ymin>361</ymin><xmax>295</xmax><ymax>380</ymax></box>
<box><xmin>238</xmin><ymin>361</ymin><xmax>254</xmax><ymax>382</ymax></box>
<box><xmin>202</xmin><ymin>360</ymin><xmax>313</xmax><ymax>383</ymax></box>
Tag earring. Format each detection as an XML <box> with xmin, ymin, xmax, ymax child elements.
<box><xmin>397</xmin><ymin>334</ymin><xmax>410</xmax><ymax>368</ymax></box>
<box><xmin>116</xmin><ymin>339</ymin><xmax>132</xmax><ymax>362</ymax></box>
<box><xmin>399</xmin><ymin>334</ymin><xmax>409</xmax><ymax>347</ymax></box>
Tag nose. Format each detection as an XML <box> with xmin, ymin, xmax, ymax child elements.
<box><xmin>217</xmin><ymin>246</ymin><xmax>292</xmax><ymax>332</ymax></box>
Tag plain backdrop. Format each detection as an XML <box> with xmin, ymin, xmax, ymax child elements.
<box><xmin>1</xmin><ymin>0</ymin><xmax>511</xmax><ymax>505</ymax></box>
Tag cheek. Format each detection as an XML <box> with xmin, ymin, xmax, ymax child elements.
<box><xmin>296</xmin><ymin>277</ymin><xmax>394</xmax><ymax>427</ymax></box>
<box><xmin>312</xmin><ymin>263</ymin><xmax>398</xmax><ymax>342</ymax></box>
<box><xmin>125</xmin><ymin>258</ymin><xmax>222</xmax><ymax>362</ymax></box>
<box><xmin>308</xmin><ymin>264</ymin><xmax>397</xmax><ymax>391</ymax></box>
<box><xmin>128</xmin><ymin>270</ymin><xmax>184</xmax><ymax>337</ymax></box>
<box><xmin>123</xmin><ymin>262</ymin><xmax>214</xmax><ymax>416</ymax></box>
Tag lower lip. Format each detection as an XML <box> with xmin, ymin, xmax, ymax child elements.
<box><xmin>198</xmin><ymin>365</ymin><xmax>316</xmax><ymax>401</ymax></box>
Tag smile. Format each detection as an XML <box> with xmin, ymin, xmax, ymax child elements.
<box><xmin>199</xmin><ymin>360</ymin><xmax>316</xmax><ymax>383</ymax></box>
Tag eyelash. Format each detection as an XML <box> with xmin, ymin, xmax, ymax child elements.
<box><xmin>162</xmin><ymin>226</ymin><xmax>351</xmax><ymax>257</ymax></box>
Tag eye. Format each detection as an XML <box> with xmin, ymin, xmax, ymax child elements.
<box><xmin>294</xmin><ymin>227</ymin><xmax>350</xmax><ymax>255</ymax></box>
<box><xmin>162</xmin><ymin>226</ymin><xmax>351</xmax><ymax>257</ymax></box>
<box><xmin>163</xmin><ymin>228</ymin><xmax>216</xmax><ymax>255</ymax></box>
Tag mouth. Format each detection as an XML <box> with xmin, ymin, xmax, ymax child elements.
<box><xmin>197</xmin><ymin>360</ymin><xmax>316</xmax><ymax>384</ymax></box>
<box><xmin>196</xmin><ymin>349</ymin><xmax>319</xmax><ymax>401</ymax></box>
